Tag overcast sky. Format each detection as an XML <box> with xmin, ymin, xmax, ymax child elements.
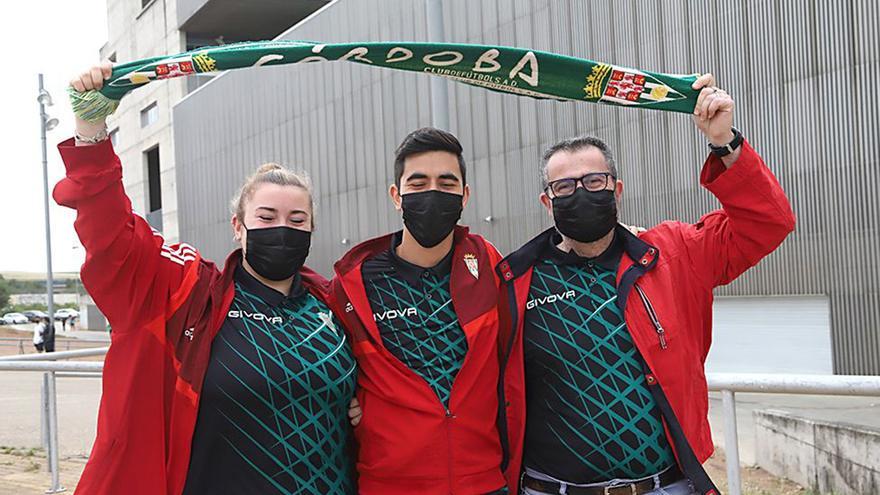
<box><xmin>0</xmin><ymin>1</ymin><xmax>108</xmax><ymax>273</ymax></box>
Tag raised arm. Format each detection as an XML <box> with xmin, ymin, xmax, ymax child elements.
<box><xmin>54</xmin><ymin>64</ymin><xmax>203</xmax><ymax>332</ymax></box>
<box><xmin>676</xmin><ymin>74</ymin><xmax>796</xmax><ymax>288</ymax></box>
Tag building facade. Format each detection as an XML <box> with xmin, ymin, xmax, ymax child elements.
<box><xmin>171</xmin><ymin>0</ymin><xmax>879</xmax><ymax>374</ymax></box>
<box><xmin>98</xmin><ymin>0</ymin><xmax>329</xmax><ymax>240</ymax></box>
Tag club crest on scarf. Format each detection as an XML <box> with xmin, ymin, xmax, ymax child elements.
<box><xmin>463</xmin><ymin>253</ymin><xmax>479</xmax><ymax>279</ymax></box>
<box><xmin>584</xmin><ymin>63</ymin><xmax>688</xmax><ymax>106</ymax></box>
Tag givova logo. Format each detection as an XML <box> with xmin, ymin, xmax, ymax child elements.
<box><xmin>227</xmin><ymin>310</ymin><xmax>283</xmax><ymax>325</ymax></box>
<box><xmin>526</xmin><ymin>290</ymin><xmax>577</xmax><ymax>310</ymax></box>
<box><xmin>373</xmin><ymin>307</ymin><xmax>417</xmax><ymax>322</ymax></box>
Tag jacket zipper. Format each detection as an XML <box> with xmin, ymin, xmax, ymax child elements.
<box><xmin>634</xmin><ymin>284</ymin><xmax>668</xmax><ymax>350</ymax></box>
<box><xmin>442</xmin><ymin>326</ymin><xmax>474</xmax><ymax>494</ymax></box>
<box><xmin>445</xmin><ymin>407</ymin><xmax>455</xmax><ymax>494</ymax></box>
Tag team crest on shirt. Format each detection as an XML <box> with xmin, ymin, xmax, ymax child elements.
<box><xmin>463</xmin><ymin>253</ymin><xmax>479</xmax><ymax>279</ymax></box>
<box><xmin>318</xmin><ymin>312</ymin><xmax>338</xmax><ymax>335</ymax></box>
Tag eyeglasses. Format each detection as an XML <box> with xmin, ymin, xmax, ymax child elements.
<box><xmin>545</xmin><ymin>172</ymin><xmax>616</xmax><ymax>197</ymax></box>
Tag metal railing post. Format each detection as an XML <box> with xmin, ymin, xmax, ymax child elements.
<box><xmin>45</xmin><ymin>370</ymin><xmax>64</xmax><ymax>493</ymax></box>
<box><xmin>41</xmin><ymin>372</ymin><xmax>49</xmax><ymax>451</ymax></box>
<box><xmin>721</xmin><ymin>390</ymin><xmax>742</xmax><ymax>495</ymax></box>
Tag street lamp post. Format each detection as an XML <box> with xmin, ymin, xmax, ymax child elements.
<box><xmin>37</xmin><ymin>73</ymin><xmax>64</xmax><ymax>494</ymax></box>
<box><xmin>37</xmin><ymin>74</ymin><xmax>58</xmax><ymax>338</ymax></box>
<box><xmin>425</xmin><ymin>0</ymin><xmax>449</xmax><ymax>130</ymax></box>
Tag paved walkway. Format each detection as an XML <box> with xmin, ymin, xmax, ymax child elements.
<box><xmin>0</xmin><ymin>448</ymin><xmax>86</xmax><ymax>494</ymax></box>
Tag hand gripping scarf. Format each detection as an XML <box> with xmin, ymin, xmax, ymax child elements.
<box><xmin>70</xmin><ymin>40</ymin><xmax>701</xmax><ymax>123</ymax></box>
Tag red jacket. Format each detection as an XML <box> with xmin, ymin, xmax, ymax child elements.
<box><xmin>496</xmin><ymin>141</ymin><xmax>796</xmax><ymax>492</ymax></box>
<box><xmin>54</xmin><ymin>138</ymin><xmax>333</xmax><ymax>495</ymax></box>
<box><xmin>329</xmin><ymin>227</ymin><xmax>507</xmax><ymax>494</ymax></box>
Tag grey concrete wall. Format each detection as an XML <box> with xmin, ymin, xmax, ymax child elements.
<box><xmin>755</xmin><ymin>409</ymin><xmax>880</xmax><ymax>495</ymax></box>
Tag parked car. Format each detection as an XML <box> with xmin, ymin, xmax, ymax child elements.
<box><xmin>53</xmin><ymin>308</ymin><xmax>79</xmax><ymax>320</ymax></box>
<box><xmin>23</xmin><ymin>310</ymin><xmax>49</xmax><ymax>322</ymax></box>
<box><xmin>2</xmin><ymin>313</ymin><xmax>29</xmax><ymax>325</ymax></box>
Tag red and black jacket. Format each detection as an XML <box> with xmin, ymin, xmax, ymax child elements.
<box><xmin>495</xmin><ymin>141</ymin><xmax>796</xmax><ymax>494</ymax></box>
<box><xmin>54</xmin><ymin>138</ymin><xmax>333</xmax><ymax>495</ymax></box>
<box><xmin>329</xmin><ymin>226</ymin><xmax>507</xmax><ymax>494</ymax></box>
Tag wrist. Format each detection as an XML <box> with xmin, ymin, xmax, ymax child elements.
<box><xmin>707</xmin><ymin>127</ymin><xmax>743</xmax><ymax>158</ymax></box>
<box><xmin>708</xmin><ymin>129</ymin><xmax>736</xmax><ymax>147</ymax></box>
<box><xmin>74</xmin><ymin>119</ymin><xmax>109</xmax><ymax>145</ymax></box>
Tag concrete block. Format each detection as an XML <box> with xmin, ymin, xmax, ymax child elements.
<box><xmin>813</xmin><ymin>421</ymin><xmax>880</xmax><ymax>495</ymax></box>
<box><xmin>754</xmin><ymin>409</ymin><xmax>818</xmax><ymax>489</ymax></box>
<box><xmin>754</xmin><ymin>409</ymin><xmax>880</xmax><ymax>495</ymax></box>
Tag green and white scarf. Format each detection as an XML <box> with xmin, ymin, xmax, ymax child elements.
<box><xmin>70</xmin><ymin>40</ymin><xmax>701</xmax><ymax>123</ymax></box>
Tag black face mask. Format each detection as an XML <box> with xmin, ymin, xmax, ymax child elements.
<box><xmin>551</xmin><ymin>188</ymin><xmax>618</xmax><ymax>243</ymax></box>
<box><xmin>401</xmin><ymin>190</ymin><xmax>463</xmax><ymax>248</ymax></box>
<box><xmin>244</xmin><ymin>225</ymin><xmax>311</xmax><ymax>281</ymax></box>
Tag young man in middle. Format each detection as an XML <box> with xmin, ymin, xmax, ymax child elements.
<box><xmin>330</xmin><ymin>128</ymin><xmax>508</xmax><ymax>495</ymax></box>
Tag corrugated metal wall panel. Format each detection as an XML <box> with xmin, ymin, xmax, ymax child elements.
<box><xmin>174</xmin><ymin>0</ymin><xmax>880</xmax><ymax>374</ymax></box>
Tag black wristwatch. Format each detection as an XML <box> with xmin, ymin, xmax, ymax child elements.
<box><xmin>708</xmin><ymin>127</ymin><xmax>743</xmax><ymax>157</ymax></box>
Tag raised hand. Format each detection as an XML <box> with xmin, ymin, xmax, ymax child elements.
<box><xmin>69</xmin><ymin>63</ymin><xmax>114</xmax><ymax>141</ymax></box>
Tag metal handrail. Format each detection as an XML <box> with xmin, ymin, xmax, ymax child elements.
<box><xmin>56</xmin><ymin>372</ymin><xmax>103</xmax><ymax>378</ymax></box>
<box><xmin>0</xmin><ymin>337</ymin><xmax>99</xmax><ymax>344</ymax></box>
<box><xmin>0</xmin><ymin>336</ymin><xmax>107</xmax><ymax>354</ymax></box>
<box><xmin>0</xmin><ymin>361</ymin><xmax>103</xmax><ymax>372</ymax></box>
<box><xmin>708</xmin><ymin>372</ymin><xmax>880</xmax><ymax>395</ymax></box>
<box><xmin>0</xmin><ymin>346</ymin><xmax>109</xmax><ymax>362</ymax></box>
<box><xmin>704</xmin><ymin>372</ymin><xmax>880</xmax><ymax>495</ymax></box>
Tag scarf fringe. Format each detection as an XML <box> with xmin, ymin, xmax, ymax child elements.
<box><xmin>68</xmin><ymin>87</ymin><xmax>120</xmax><ymax>124</ymax></box>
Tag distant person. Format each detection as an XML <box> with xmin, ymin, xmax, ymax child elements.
<box><xmin>32</xmin><ymin>317</ymin><xmax>46</xmax><ymax>352</ymax></box>
<box><xmin>42</xmin><ymin>316</ymin><xmax>55</xmax><ymax>353</ymax></box>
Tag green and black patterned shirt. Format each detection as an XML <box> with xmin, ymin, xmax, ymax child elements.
<box><xmin>183</xmin><ymin>265</ymin><xmax>357</xmax><ymax>495</ymax></box>
<box><xmin>361</xmin><ymin>233</ymin><xmax>468</xmax><ymax>408</ymax></box>
<box><xmin>522</xmin><ymin>232</ymin><xmax>675</xmax><ymax>483</ymax></box>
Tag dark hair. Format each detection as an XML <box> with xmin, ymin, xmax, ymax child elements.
<box><xmin>394</xmin><ymin>127</ymin><xmax>466</xmax><ymax>187</ymax></box>
<box><xmin>540</xmin><ymin>135</ymin><xmax>617</xmax><ymax>187</ymax></box>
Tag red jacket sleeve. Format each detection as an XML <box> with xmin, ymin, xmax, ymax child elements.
<box><xmin>674</xmin><ymin>139</ymin><xmax>796</xmax><ymax>290</ymax></box>
<box><xmin>53</xmin><ymin>138</ymin><xmax>201</xmax><ymax>332</ymax></box>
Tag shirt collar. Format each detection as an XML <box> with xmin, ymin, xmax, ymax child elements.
<box><xmin>387</xmin><ymin>231</ymin><xmax>454</xmax><ymax>286</ymax></box>
<box><xmin>543</xmin><ymin>229</ymin><xmax>623</xmax><ymax>271</ymax></box>
<box><xmin>234</xmin><ymin>262</ymin><xmax>306</xmax><ymax>306</ymax></box>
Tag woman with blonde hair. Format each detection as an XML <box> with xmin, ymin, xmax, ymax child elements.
<box><xmin>58</xmin><ymin>63</ymin><xmax>357</xmax><ymax>495</ymax></box>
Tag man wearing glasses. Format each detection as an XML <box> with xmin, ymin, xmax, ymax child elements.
<box><xmin>495</xmin><ymin>75</ymin><xmax>796</xmax><ymax>494</ymax></box>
